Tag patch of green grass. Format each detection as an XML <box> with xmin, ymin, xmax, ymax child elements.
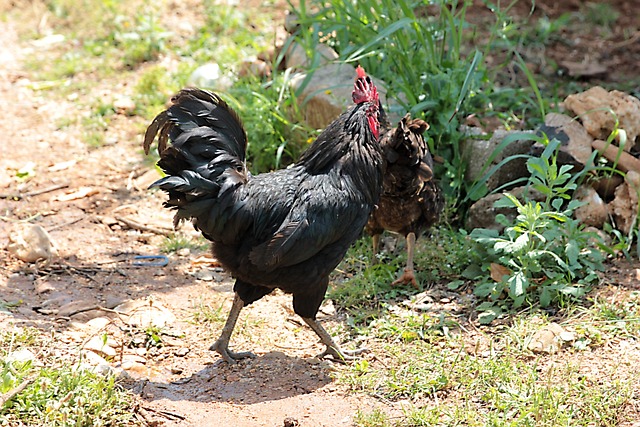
<box><xmin>2</xmin><ymin>365</ymin><xmax>137</xmax><ymax>426</ymax></box>
<box><xmin>225</xmin><ymin>76</ymin><xmax>315</xmax><ymax>173</ymax></box>
<box><xmin>353</xmin><ymin>408</ymin><xmax>392</xmax><ymax>427</ymax></box>
<box><xmin>339</xmin><ymin>310</ymin><xmax>635</xmax><ymax>426</ymax></box>
<box><xmin>80</xmin><ymin>101</ymin><xmax>116</xmax><ymax>148</ymax></box>
<box><xmin>331</xmin><ymin>228</ymin><xmax>478</xmax><ymax>327</ymax></box>
<box><xmin>0</xmin><ymin>327</ymin><xmax>41</xmax><ymax>356</ymax></box>
<box><xmin>159</xmin><ymin>234</ymin><xmax>209</xmax><ymax>254</ymax></box>
<box><xmin>566</xmin><ymin>293</ymin><xmax>640</xmax><ymax>348</ymax></box>
<box><xmin>1</xmin><ymin>326</ymin><xmax>139</xmax><ymax>426</ymax></box>
<box><xmin>191</xmin><ymin>299</ymin><xmax>227</xmax><ymax>325</ymax></box>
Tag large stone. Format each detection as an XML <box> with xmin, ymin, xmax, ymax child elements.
<box><xmin>7</xmin><ymin>224</ymin><xmax>55</xmax><ymax>262</ymax></box>
<box><xmin>462</xmin><ymin>129</ymin><xmax>535</xmax><ymax>193</ymax></box>
<box><xmin>573</xmin><ymin>185</ymin><xmax>608</xmax><ymax>228</ymax></box>
<box><xmin>564</xmin><ymin>86</ymin><xmax>640</xmax><ymax>149</ymax></box>
<box><xmin>466</xmin><ymin>186</ymin><xmax>546</xmax><ymax>231</ymax></box>
<box><xmin>289</xmin><ymin>63</ymin><xmax>389</xmax><ymax>130</ymax></box>
<box><xmin>534</xmin><ymin>112</ymin><xmax>593</xmax><ymax>166</ymax></box>
<box><xmin>608</xmin><ymin>170</ymin><xmax>640</xmax><ymax>234</ymax></box>
<box><xmin>284</xmin><ymin>39</ymin><xmax>339</xmax><ymax>71</ymax></box>
<box><xmin>187</xmin><ymin>63</ymin><xmax>234</xmax><ymax>92</ymax></box>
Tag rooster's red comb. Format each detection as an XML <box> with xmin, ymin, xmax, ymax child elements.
<box><xmin>352</xmin><ymin>66</ymin><xmax>378</xmax><ymax>104</ymax></box>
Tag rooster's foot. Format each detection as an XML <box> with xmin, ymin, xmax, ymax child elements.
<box><xmin>391</xmin><ymin>268</ymin><xmax>419</xmax><ymax>289</ymax></box>
<box><xmin>210</xmin><ymin>340</ymin><xmax>256</xmax><ymax>364</ymax></box>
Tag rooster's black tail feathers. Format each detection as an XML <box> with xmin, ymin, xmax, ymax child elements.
<box><xmin>143</xmin><ymin>88</ymin><xmax>248</xmax><ymax>224</ymax></box>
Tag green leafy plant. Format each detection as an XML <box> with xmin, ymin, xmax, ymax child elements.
<box><xmin>469</xmin><ymin>138</ymin><xmax>605</xmax><ymax>322</ymax></box>
<box><xmin>290</xmin><ymin>0</ymin><xmax>486</xmax><ymax>204</ymax></box>
<box><xmin>225</xmin><ymin>75</ymin><xmax>315</xmax><ymax>173</ymax></box>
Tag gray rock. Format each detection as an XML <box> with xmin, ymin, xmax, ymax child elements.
<box><xmin>463</xmin><ymin>129</ymin><xmax>535</xmax><ymax>193</ymax></box>
<box><xmin>290</xmin><ymin>63</ymin><xmax>389</xmax><ymax>130</ymax></box>
<box><xmin>284</xmin><ymin>39</ymin><xmax>339</xmax><ymax>70</ymax></box>
<box><xmin>573</xmin><ymin>185</ymin><xmax>608</xmax><ymax>228</ymax></box>
<box><xmin>533</xmin><ymin>112</ymin><xmax>593</xmax><ymax>166</ymax></box>
<box><xmin>466</xmin><ymin>186</ymin><xmax>546</xmax><ymax>231</ymax></box>
<box><xmin>187</xmin><ymin>63</ymin><xmax>234</xmax><ymax>92</ymax></box>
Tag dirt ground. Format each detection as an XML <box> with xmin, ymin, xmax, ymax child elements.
<box><xmin>1</xmin><ymin>1</ymin><xmax>639</xmax><ymax>426</ymax></box>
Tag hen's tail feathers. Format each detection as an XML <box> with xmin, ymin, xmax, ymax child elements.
<box><xmin>143</xmin><ymin>88</ymin><xmax>248</xmax><ymax>224</ymax></box>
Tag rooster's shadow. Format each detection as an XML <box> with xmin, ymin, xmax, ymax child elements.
<box><xmin>129</xmin><ymin>350</ymin><xmax>334</xmax><ymax>406</ymax></box>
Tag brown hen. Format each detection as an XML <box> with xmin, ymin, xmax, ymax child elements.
<box><xmin>366</xmin><ymin>114</ymin><xmax>444</xmax><ymax>288</ymax></box>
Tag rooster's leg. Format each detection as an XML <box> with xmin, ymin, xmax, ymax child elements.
<box><xmin>302</xmin><ymin>317</ymin><xmax>367</xmax><ymax>363</ymax></box>
<box><xmin>391</xmin><ymin>232</ymin><xmax>418</xmax><ymax>288</ymax></box>
<box><xmin>209</xmin><ymin>293</ymin><xmax>256</xmax><ymax>363</ymax></box>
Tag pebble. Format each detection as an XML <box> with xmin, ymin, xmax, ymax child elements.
<box><xmin>84</xmin><ymin>336</ymin><xmax>117</xmax><ymax>358</ymax></box>
<box><xmin>174</xmin><ymin>347</ymin><xmax>190</xmax><ymax>357</ymax></box>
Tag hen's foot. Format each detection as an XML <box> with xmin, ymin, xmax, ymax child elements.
<box><xmin>209</xmin><ymin>340</ymin><xmax>256</xmax><ymax>364</ymax></box>
<box><xmin>318</xmin><ymin>346</ymin><xmax>369</xmax><ymax>363</ymax></box>
<box><xmin>391</xmin><ymin>268</ymin><xmax>418</xmax><ymax>288</ymax></box>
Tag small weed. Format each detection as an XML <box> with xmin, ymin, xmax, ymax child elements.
<box><xmin>0</xmin><ymin>326</ymin><xmax>139</xmax><ymax>426</ymax></box>
<box><xmin>353</xmin><ymin>408</ymin><xmax>392</xmax><ymax>427</ymax></box>
<box><xmin>469</xmin><ymin>137</ymin><xmax>605</xmax><ymax>322</ymax></box>
<box><xmin>582</xmin><ymin>2</ymin><xmax>620</xmax><ymax>29</ymax></box>
<box><xmin>191</xmin><ymin>300</ymin><xmax>226</xmax><ymax>325</ymax></box>
<box><xmin>160</xmin><ymin>234</ymin><xmax>209</xmax><ymax>254</ymax></box>
<box><xmin>1</xmin><ymin>365</ymin><xmax>137</xmax><ymax>426</ymax></box>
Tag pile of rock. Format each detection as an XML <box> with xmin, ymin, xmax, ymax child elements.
<box><xmin>465</xmin><ymin>86</ymin><xmax>640</xmax><ymax>235</ymax></box>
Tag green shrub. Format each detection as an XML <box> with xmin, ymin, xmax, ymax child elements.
<box><xmin>469</xmin><ymin>138</ymin><xmax>605</xmax><ymax>322</ymax></box>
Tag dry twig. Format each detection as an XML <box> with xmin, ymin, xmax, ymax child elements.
<box><xmin>0</xmin><ymin>375</ymin><xmax>36</xmax><ymax>407</ymax></box>
<box><xmin>115</xmin><ymin>215</ymin><xmax>174</xmax><ymax>237</ymax></box>
<box><xmin>0</xmin><ymin>182</ymin><xmax>69</xmax><ymax>200</ymax></box>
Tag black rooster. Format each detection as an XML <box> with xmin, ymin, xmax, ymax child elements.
<box><xmin>366</xmin><ymin>115</ymin><xmax>444</xmax><ymax>288</ymax></box>
<box><xmin>143</xmin><ymin>66</ymin><xmax>384</xmax><ymax>363</ymax></box>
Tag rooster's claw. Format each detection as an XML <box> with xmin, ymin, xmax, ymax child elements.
<box><xmin>210</xmin><ymin>340</ymin><xmax>256</xmax><ymax>364</ymax></box>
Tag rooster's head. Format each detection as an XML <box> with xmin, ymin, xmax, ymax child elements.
<box><xmin>352</xmin><ymin>66</ymin><xmax>380</xmax><ymax>139</ymax></box>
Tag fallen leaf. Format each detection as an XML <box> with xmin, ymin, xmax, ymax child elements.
<box><xmin>55</xmin><ymin>186</ymin><xmax>99</xmax><ymax>201</ymax></box>
<box><xmin>48</xmin><ymin>160</ymin><xmax>77</xmax><ymax>172</ymax></box>
<box><xmin>490</xmin><ymin>263</ymin><xmax>511</xmax><ymax>282</ymax></box>
<box><xmin>191</xmin><ymin>255</ymin><xmax>220</xmax><ymax>267</ymax></box>
<box><xmin>560</xmin><ymin>60</ymin><xmax>607</xmax><ymax>78</ymax></box>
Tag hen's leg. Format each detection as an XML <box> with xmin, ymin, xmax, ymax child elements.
<box><xmin>371</xmin><ymin>234</ymin><xmax>380</xmax><ymax>265</ymax></box>
<box><xmin>391</xmin><ymin>232</ymin><xmax>418</xmax><ymax>288</ymax></box>
<box><xmin>209</xmin><ymin>293</ymin><xmax>256</xmax><ymax>363</ymax></box>
<box><xmin>301</xmin><ymin>317</ymin><xmax>367</xmax><ymax>363</ymax></box>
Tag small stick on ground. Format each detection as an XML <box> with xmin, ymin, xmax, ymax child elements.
<box><xmin>0</xmin><ymin>182</ymin><xmax>69</xmax><ymax>200</ymax></box>
<box><xmin>115</xmin><ymin>215</ymin><xmax>174</xmax><ymax>237</ymax></box>
<box><xmin>47</xmin><ymin>217</ymin><xmax>84</xmax><ymax>232</ymax></box>
<box><xmin>0</xmin><ymin>375</ymin><xmax>36</xmax><ymax>407</ymax></box>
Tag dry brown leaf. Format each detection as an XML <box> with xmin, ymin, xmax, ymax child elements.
<box><xmin>55</xmin><ymin>186</ymin><xmax>99</xmax><ymax>201</ymax></box>
<box><xmin>191</xmin><ymin>255</ymin><xmax>220</xmax><ymax>267</ymax></box>
<box><xmin>490</xmin><ymin>263</ymin><xmax>511</xmax><ymax>282</ymax></box>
